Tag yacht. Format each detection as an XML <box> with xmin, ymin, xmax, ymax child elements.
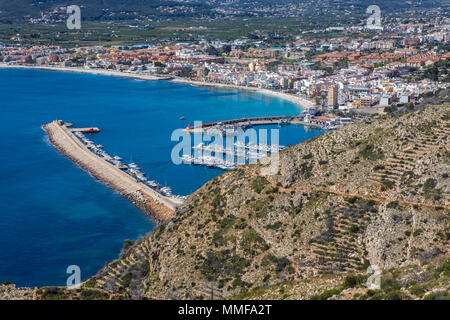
<box><xmin>128</xmin><ymin>162</ymin><xmax>139</xmax><ymax>169</ymax></box>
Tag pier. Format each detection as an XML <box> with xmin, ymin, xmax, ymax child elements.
<box><xmin>183</xmin><ymin>115</ymin><xmax>322</xmax><ymax>133</ymax></box>
<box><xmin>43</xmin><ymin>120</ymin><xmax>182</xmax><ymax>222</ymax></box>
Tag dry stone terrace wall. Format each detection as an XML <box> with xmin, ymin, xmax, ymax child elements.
<box><xmin>43</xmin><ymin>121</ymin><xmax>179</xmax><ymax>223</ymax></box>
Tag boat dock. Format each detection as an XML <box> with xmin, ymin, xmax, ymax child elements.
<box><xmin>182</xmin><ymin>115</ymin><xmax>322</xmax><ymax>133</ymax></box>
<box><xmin>182</xmin><ymin>141</ymin><xmax>287</xmax><ymax>170</ymax></box>
<box><xmin>43</xmin><ymin>120</ymin><xmax>183</xmax><ymax>222</ymax></box>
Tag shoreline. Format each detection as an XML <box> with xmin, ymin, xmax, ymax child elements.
<box><xmin>0</xmin><ymin>64</ymin><xmax>316</xmax><ymax>110</ymax></box>
<box><xmin>43</xmin><ymin>120</ymin><xmax>181</xmax><ymax>223</ymax></box>
<box><xmin>171</xmin><ymin>78</ymin><xmax>316</xmax><ymax>110</ymax></box>
<box><xmin>0</xmin><ymin>64</ymin><xmax>321</xmax><ymax>290</ymax></box>
<box><xmin>0</xmin><ymin>63</ymin><xmax>172</xmax><ymax>81</ymax></box>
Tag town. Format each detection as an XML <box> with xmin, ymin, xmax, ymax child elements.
<box><xmin>1</xmin><ymin>15</ymin><xmax>449</xmax><ymax>124</ymax></box>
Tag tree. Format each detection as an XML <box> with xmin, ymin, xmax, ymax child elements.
<box><xmin>221</xmin><ymin>45</ymin><xmax>232</xmax><ymax>54</ymax></box>
<box><xmin>206</xmin><ymin>46</ymin><xmax>219</xmax><ymax>56</ymax></box>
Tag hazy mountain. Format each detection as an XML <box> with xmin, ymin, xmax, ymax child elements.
<box><xmin>0</xmin><ymin>0</ymin><xmax>446</xmax><ymax>23</ymax></box>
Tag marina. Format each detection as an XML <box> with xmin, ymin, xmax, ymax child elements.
<box><xmin>71</xmin><ymin>129</ymin><xmax>183</xmax><ymax>199</ymax></box>
<box><xmin>43</xmin><ymin>120</ymin><xmax>184</xmax><ymax>222</ymax></box>
<box><xmin>182</xmin><ymin>141</ymin><xmax>287</xmax><ymax>170</ymax></box>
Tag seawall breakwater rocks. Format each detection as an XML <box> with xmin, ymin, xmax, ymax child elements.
<box><xmin>43</xmin><ymin>121</ymin><xmax>180</xmax><ymax>223</ymax></box>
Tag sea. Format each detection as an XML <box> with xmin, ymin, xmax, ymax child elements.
<box><xmin>0</xmin><ymin>68</ymin><xmax>323</xmax><ymax>286</ymax></box>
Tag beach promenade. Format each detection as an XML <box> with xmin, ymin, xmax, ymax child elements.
<box><xmin>43</xmin><ymin>120</ymin><xmax>182</xmax><ymax>222</ymax></box>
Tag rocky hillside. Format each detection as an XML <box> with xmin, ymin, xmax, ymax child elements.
<box><xmin>79</xmin><ymin>103</ymin><xmax>449</xmax><ymax>300</ymax></box>
<box><xmin>6</xmin><ymin>103</ymin><xmax>446</xmax><ymax>300</ymax></box>
<box><xmin>233</xmin><ymin>255</ymin><xmax>449</xmax><ymax>300</ymax></box>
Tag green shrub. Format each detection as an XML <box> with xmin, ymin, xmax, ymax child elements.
<box><xmin>433</xmin><ymin>259</ymin><xmax>450</xmax><ymax>278</ymax></box>
<box><xmin>80</xmin><ymin>289</ymin><xmax>109</xmax><ymax>300</ymax></box>
<box><xmin>349</xmin><ymin>225</ymin><xmax>360</xmax><ymax>233</ymax></box>
<box><xmin>200</xmin><ymin>250</ymin><xmax>250</xmax><ymax>281</ymax></box>
<box><xmin>423</xmin><ymin>291</ymin><xmax>450</xmax><ymax>300</ymax></box>
<box><xmin>343</xmin><ymin>274</ymin><xmax>367</xmax><ymax>288</ymax></box>
<box><xmin>358</xmin><ymin>143</ymin><xmax>384</xmax><ymax>161</ymax></box>
<box><xmin>251</xmin><ymin>176</ymin><xmax>268</xmax><ymax>193</ymax></box>
<box><xmin>240</xmin><ymin>229</ymin><xmax>267</xmax><ymax>255</ymax></box>
<box><xmin>423</xmin><ymin>178</ymin><xmax>437</xmax><ymax>191</ymax></box>
<box><xmin>310</xmin><ymin>288</ymin><xmax>342</xmax><ymax>300</ymax></box>
<box><xmin>261</xmin><ymin>254</ymin><xmax>290</xmax><ymax>273</ymax></box>
<box><xmin>40</xmin><ymin>287</ymin><xmax>67</xmax><ymax>300</ymax></box>
<box><xmin>264</xmin><ymin>221</ymin><xmax>282</xmax><ymax>230</ymax></box>
<box><xmin>381</xmin><ymin>275</ymin><xmax>400</xmax><ymax>292</ymax></box>
<box><xmin>387</xmin><ymin>201</ymin><xmax>399</xmax><ymax>209</ymax></box>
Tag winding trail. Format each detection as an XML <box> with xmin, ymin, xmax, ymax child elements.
<box><xmin>242</xmin><ymin>166</ymin><xmax>450</xmax><ymax>210</ymax></box>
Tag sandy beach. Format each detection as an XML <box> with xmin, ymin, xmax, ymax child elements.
<box><xmin>0</xmin><ymin>63</ymin><xmax>171</xmax><ymax>81</ymax></box>
<box><xmin>171</xmin><ymin>78</ymin><xmax>316</xmax><ymax>109</ymax></box>
<box><xmin>1</xmin><ymin>63</ymin><xmax>316</xmax><ymax>109</ymax></box>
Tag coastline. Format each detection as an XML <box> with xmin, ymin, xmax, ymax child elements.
<box><xmin>0</xmin><ymin>63</ymin><xmax>172</xmax><ymax>81</ymax></box>
<box><xmin>0</xmin><ymin>63</ymin><xmax>322</xmax><ymax>290</ymax></box>
<box><xmin>0</xmin><ymin>63</ymin><xmax>316</xmax><ymax>109</ymax></box>
<box><xmin>171</xmin><ymin>78</ymin><xmax>316</xmax><ymax>110</ymax></box>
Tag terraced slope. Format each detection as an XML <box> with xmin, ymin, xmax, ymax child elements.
<box><xmin>83</xmin><ymin>103</ymin><xmax>449</xmax><ymax>300</ymax></box>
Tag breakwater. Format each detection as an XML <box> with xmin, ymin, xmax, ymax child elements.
<box><xmin>183</xmin><ymin>115</ymin><xmax>322</xmax><ymax>133</ymax></box>
<box><xmin>43</xmin><ymin>120</ymin><xmax>182</xmax><ymax>223</ymax></box>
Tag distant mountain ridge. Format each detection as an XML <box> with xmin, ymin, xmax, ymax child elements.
<box><xmin>0</xmin><ymin>0</ymin><xmax>446</xmax><ymax>24</ymax></box>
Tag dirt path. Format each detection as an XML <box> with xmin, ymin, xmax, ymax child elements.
<box><xmin>242</xmin><ymin>167</ymin><xmax>450</xmax><ymax>210</ymax></box>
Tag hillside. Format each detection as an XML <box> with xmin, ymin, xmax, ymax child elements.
<box><xmin>76</xmin><ymin>103</ymin><xmax>449</xmax><ymax>300</ymax></box>
<box><xmin>1</xmin><ymin>102</ymin><xmax>448</xmax><ymax>300</ymax></box>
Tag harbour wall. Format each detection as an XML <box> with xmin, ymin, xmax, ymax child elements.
<box><xmin>183</xmin><ymin>115</ymin><xmax>322</xmax><ymax>133</ymax></box>
<box><xmin>43</xmin><ymin>121</ymin><xmax>182</xmax><ymax>223</ymax></box>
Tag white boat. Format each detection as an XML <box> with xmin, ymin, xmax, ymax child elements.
<box><xmin>128</xmin><ymin>162</ymin><xmax>139</xmax><ymax>169</ymax></box>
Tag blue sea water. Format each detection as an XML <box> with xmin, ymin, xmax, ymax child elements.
<box><xmin>0</xmin><ymin>68</ymin><xmax>323</xmax><ymax>287</ymax></box>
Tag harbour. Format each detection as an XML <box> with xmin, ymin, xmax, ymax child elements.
<box><xmin>43</xmin><ymin>120</ymin><xmax>183</xmax><ymax>223</ymax></box>
<box><xmin>181</xmin><ymin>141</ymin><xmax>287</xmax><ymax>170</ymax></box>
<box><xmin>0</xmin><ymin>67</ymin><xmax>324</xmax><ymax>286</ymax></box>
